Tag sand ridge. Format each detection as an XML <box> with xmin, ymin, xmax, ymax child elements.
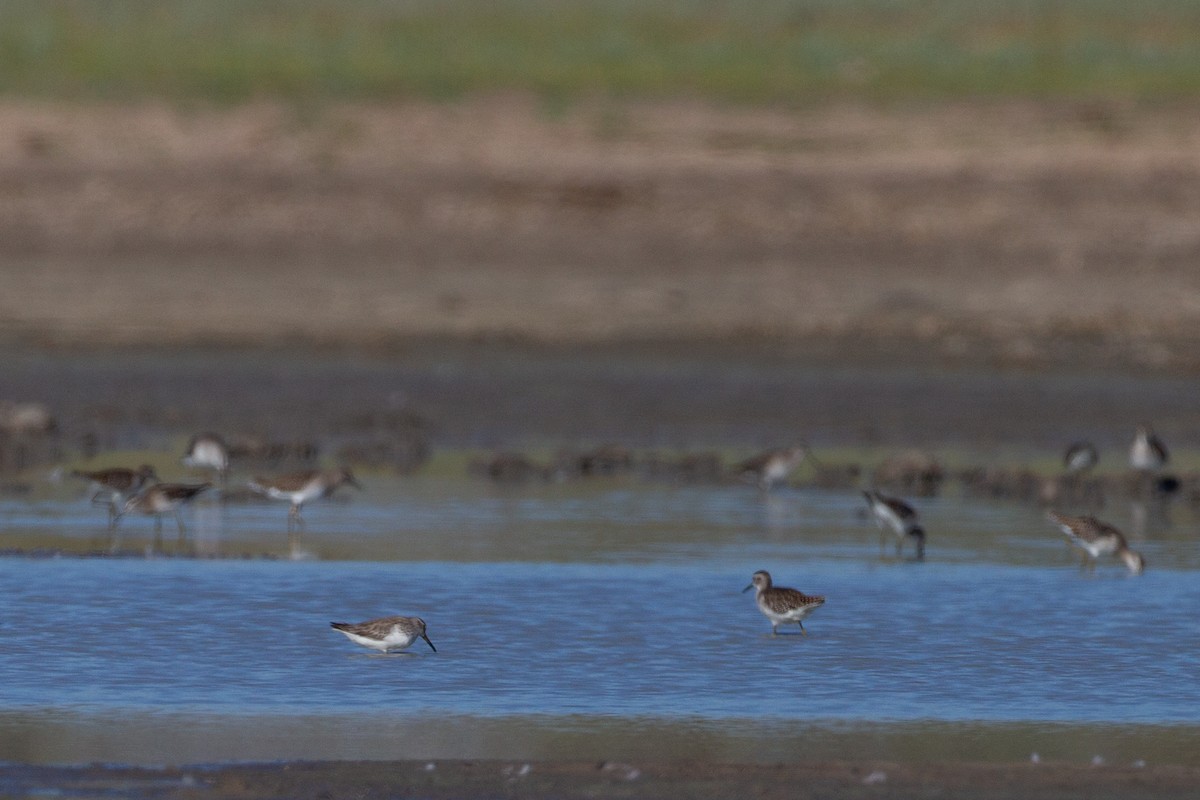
<box><xmin>0</xmin><ymin>97</ymin><xmax>1198</xmax><ymax>367</ymax></box>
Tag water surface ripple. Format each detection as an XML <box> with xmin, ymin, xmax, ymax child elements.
<box><xmin>2</xmin><ymin>480</ymin><xmax>1198</xmax><ymax>764</ymax></box>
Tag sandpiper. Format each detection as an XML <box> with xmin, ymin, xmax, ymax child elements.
<box><xmin>1129</xmin><ymin>426</ymin><xmax>1168</xmax><ymax>473</ymax></box>
<box><xmin>118</xmin><ymin>482</ymin><xmax>212</xmax><ymax>538</ymax></box>
<box><xmin>1046</xmin><ymin>511</ymin><xmax>1145</xmax><ymax>575</ymax></box>
<box><xmin>182</xmin><ymin>432</ymin><xmax>230</xmax><ymax>482</ymax></box>
<box><xmin>1062</xmin><ymin>441</ymin><xmax>1099</xmax><ymax>474</ymax></box>
<box><xmin>734</xmin><ymin>444</ymin><xmax>811</xmax><ymax>491</ymax></box>
<box><xmin>743</xmin><ymin>570</ymin><xmax>825</xmax><ymax>635</ymax></box>
<box><xmin>862</xmin><ymin>489</ymin><xmax>926</xmax><ymax>560</ymax></box>
<box><xmin>70</xmin><ymin>464</ymin><xmax>159</xmax><ymax>528</ymax></box>
<box><xmin>248</xmin><ymin>468</ymin><xmax>361</xmax><ymax>531</ymax></box>
<box><xmin>330</xmin><ymin>616</ymin><xmax>436</xmax><ymax>653</ymax></box>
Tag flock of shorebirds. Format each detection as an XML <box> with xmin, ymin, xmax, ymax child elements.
<box><xmin>739</xmin><ymin>425</ymin><xmax>1166</xmax><ymax>638</ymax></box>
<box><xmin>70</xmin><ymin>433</ymin><xmax>362</xmax><ymax>539</ymax></box>
<box><xmin>65</xmin><ymin>425</ymin><xmax>1170</xmax><ymax>651</ymax></box>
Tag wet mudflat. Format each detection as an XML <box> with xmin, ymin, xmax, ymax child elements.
<box><xmin>1</xmin><ymin>345</ymin><xmax>1198</xmax><ymax>800</ymax></box>
<box><xmin>6</xmin><ymin>759</ymin><xmax>1200</xmax><ymax>800</ymax></box>
<box><xmin>1</xmin><ymin>342</ymin><xmax>1198</xmax><ymax>453</ymax></box>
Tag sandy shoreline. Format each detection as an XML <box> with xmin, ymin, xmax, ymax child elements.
<box><xmin>6</xmin><ymin>759</ymin><xmax>1200</xmax><ymax>800</ymax></box>
<box><xmin>0</xmin><ymin>97</ymin><xmax>1198</xmax><ymax>370</ymax></box>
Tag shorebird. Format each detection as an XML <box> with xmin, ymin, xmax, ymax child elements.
<box><xmin>1129</xmin><ymin>426</ymin><xmax>1168</xmax><ymax>473</ymax></box>
<box><xmin>248</xmin><ymin>468</ymin><xmax>361</xmax><ymax>531</ymax></box>
<box><xmin>1046</xmin><ymin>511</ymin><xmax>1145</xmax><ymax>575</ymax></box>
<box><xmin>118</xmin><ymin>482</ymin><xmax>212</xmax><ymax>538</ymax></box>
<box><xmin>330</xmin><ymin>616</ymin><xmax>436</xmax><ymax>654</ymax></box>
<box><xmin>862</xmin><ymin>489</ymin><xmax>926</xmax><ymax>560</ymax></box>
<box><xmin>70</xmin><ymin>464</ymin><xmax>158</xmax><ymax>528</ymax></box>
<box><xmin>1062</xmin><ymin>441</ymin><xmax>1099</xmax><ymax>474</ymax></box>
<box><xmin>743</xmin><ymin>570</ymin><xmax>826</xmax><ymax>635</ymax></box>
<box><xmin>734</xmin><ymin>444</ymin><xmax>811</xmax><ymax>491</ymax></box>
<box><xmin>182</xmin><ymin>432</ymin><xmax>230</xmax><ymax>482</ymax></box>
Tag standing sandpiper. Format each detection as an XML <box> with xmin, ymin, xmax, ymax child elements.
<box><xmin>118</xmin><ymin>482</ymin><xmax>212</xmax><ymax>539</ymax></box>
<box><xmin>734</xmin><ymin>444</ymin><xmax>811</xmax><ymax>491</ymax></box>
<box><xmin>71</xmin><ymin>464</ymin><xmax>159</xmax><ymax>528</ymax></box>
<box><xmin>1129</xmin><ymin>426</ymin><xmax>1168</xmax><ymax>473</ymax></box>
<box><xmin>330</xmin><ymin>616</ymin><xmax>437</xmax><ymax>654</ymax></box>
<box><xmin>862</xmin><ymin>489</ymin><xmax>926</xmax><ymax>560</ymax></box>
<box><xmin>743</xmin><ymin>570</ymin><xmax>826</xmax><ymax>635</ymax></box>
<box><xmin>1062</xmin><ymin>441</ymin><xmax>1099</xmax><ymax>474</ymax></box>
<box><xmin>1046</xmin><ymin>511</ymin><xmax>1145</xmax><ymax>575</ymax></box>
<box><xmin>248</xmin><ymin>468</ymin><xmax>362</xmax><ymax>532</ymax></box>
<box><xmin>182</xmin><ymin>432</ymin><xmax>231</xmax><ymax>482</ymax></box>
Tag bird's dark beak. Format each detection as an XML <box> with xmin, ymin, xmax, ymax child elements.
<box><xmin>347</xmin><ymin>476</ymin><xmax>363</xmax><ymax>490</ymax></box>
<box><xmin>742</xmin><ymin>584</ymin><xmax>754</xmax><ymax>593</ymax></box>
<box><xmin>422</xmin><ymin>633</ymin><xmax>437</xmax><ymax>652</ymax></box>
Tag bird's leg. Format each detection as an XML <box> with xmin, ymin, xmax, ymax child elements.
<box><xmin>771</xmin><ymin>623</ymin><xmax>778</xmax><ymax>636</ymax></box>
<box><xmin>174</xmin><ymin>509</ymin><xmax>187</xmax><ymax>541</ymax></box>
<box><xmin>798</xmin><ymin>621</ymin><xmax>807</xmax><ymax>636</ymax></box>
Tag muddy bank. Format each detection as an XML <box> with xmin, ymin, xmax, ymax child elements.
<box><xmin>4</xmin><ymin>759</ymin><xmax>1199</xmax><ymax>800</ymax></box>
<box><xmin>0</xmin><ymin>98</ymin><xmax>1198</xmax><ymax>369</ymax></box>
<box><xmin>0</xmin><ymin>345</ymin><xmax>1197</xmax><ymax>462</ymax></box>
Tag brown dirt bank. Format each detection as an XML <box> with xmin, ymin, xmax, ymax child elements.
<box><xmin>1</xmin><ymin>97</ymin><xmax>1199</xmax><ymax>370</ymax></box>
<box><xmin>6</xmin><ymin>759</ymin><xmax>1200</xmax><ymax>800</ymax></box>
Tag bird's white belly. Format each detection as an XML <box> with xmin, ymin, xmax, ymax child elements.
<box><xmin>268</xmin><ymin>486</ymin><xmax>319</xmax><ymax>505</ymax></box>
<box><xmin>764</xmin><ymin>461</ymin><xmax>790</xmax><ymax>482</ymax></box>
<box><xmin>340</xmin><ymin>629</ymin><xmax>414</xmax><ymax>652</ymax></box>
<box><xmin>874</xmin><ymin>505</ymin><xmax>907</xmax><ymax>535</ymax></box>
<box><xmin>186</xmin><ymin>443</ymin><xmax>227</xmax><ymax>469</ymax></box>
<box><xmin>760</xmin><ymin>601</ymin><xmax>813</xmax><ymax>623</ymax></box>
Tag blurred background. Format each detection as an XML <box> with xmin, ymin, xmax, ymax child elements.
<box><xmin>0</xmin><ymin>0</ymin><xmax>1197</xmax><ymax>366</ymax></box>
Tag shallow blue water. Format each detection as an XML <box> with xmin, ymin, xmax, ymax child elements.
<box><xmin>2</xmin><ymin>478</ymin><xmax>1199</xmax><ymax>763</ymax></box>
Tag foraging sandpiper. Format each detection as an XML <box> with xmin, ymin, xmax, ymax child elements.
<box><xmin>1062</xmin><ymin>441</ymin><xmax>1099</xmax><ymax>474</ymax></box>
<box><xmin>734</xmin><ymin>444</ymin><xmax>811</xmax><ymax>491</ymax></box>
<box><xmin>118</xmin><ymin>482</ymin><xmax>212</xmax><ymax>538</ymax></box>
<box><xmin>1046</xmin><ymin>511</ymin><xmax>1145</xmax><ymax>575</ymax></box>
<box><xmin>182</xmin><ymin>432</ymin><xmax>230</xmax><ymax>482</ymax></box>
<box><xmin>248</xmin><ymin>468</ymin><xmax>361</xmax><ymax>531</ymax></box>
<box><xmin>1129</xmin><ymin>426</ymin><xmax>1168</xmax><ymax>473</ymax></box>
<box><xmin>330</xmin><ymin>616</ymin><xmax>436</xmax><ymax>653</ymax></box>
<box><xmin>70</xmin><ymin>464</ymin><xmax>159</xmax><ymax>528</ymax></box>
<box><xmin>743</xmin><ymin>570</ymin><xmax>825</xmax><ymax>635</ymax></box>
<box><xmin>862</xmin><ymin>489</ymin><xmax>926</xmax><ymax>560</ymax></box>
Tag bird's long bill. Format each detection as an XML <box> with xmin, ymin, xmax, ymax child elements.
<box><xmin>347</xmin><ymin>476</ymin><xmax>364</xmax><ymax>490</ymax></box>
<box><xmin>742</xmin><ymin>584</ymin><xmax>754</xmax><ymax>593</ymax></box>
<box><xmin>422</xmin><ymin>633</ymin><xmax>437</xmax><ymax>652</ymax></box>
